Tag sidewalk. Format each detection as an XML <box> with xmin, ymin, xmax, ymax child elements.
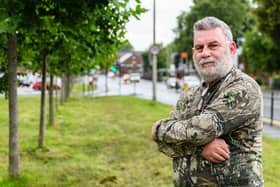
<box><xmin>263</xmin><ymin>117</ymin><xmax>280</xmax><ymax>128</ymax></box>
<box><xmin>262</xmin><ymin>117</ymin><xmax>280</xmax><ymax>138</ymax></box>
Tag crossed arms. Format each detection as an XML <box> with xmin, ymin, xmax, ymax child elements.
<box><xmin>152</xmin><ymin>83</ymin><xmax>260</xmax><ymax>163</ymax></box>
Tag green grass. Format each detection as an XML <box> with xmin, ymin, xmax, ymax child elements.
<box><xmin>0</xmin><ymin>96</ymin><xmax>172</xmax><ymax>187</ymax></box>
<box><xmin>0</xmin><ymin>96</ymin><xmax>279</xmax><ymax>186</ymax></box>
<box><xmin>263</xmin><ymin>136</ymin><xmax>280</xmax><ymax>187</ymax></box>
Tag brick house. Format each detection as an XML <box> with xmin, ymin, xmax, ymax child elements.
<box><xmin>117</xmin><ymin>52</ymin><xmax>143</xmax><ymax>76</ymax></box>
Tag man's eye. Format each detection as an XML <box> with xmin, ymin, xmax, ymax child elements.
<box><xmin>195</xmin><ymin>46</ymin><xmax>203</xmax><ymax>52</ymax></box>
<box><xmin>209</xmin><ymin>44</ymin><xmax>218</xmax><ymax>49</ymax></box>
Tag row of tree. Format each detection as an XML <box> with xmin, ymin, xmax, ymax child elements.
<box><xmin>0</xmin><ymin>0</ymin><xmax>145</xmax><ymax>178</ymax></box>
<box><xmin>146</xmin><ymin>0</ymin><xmax>280</xmax><ymax>81</ymax></box>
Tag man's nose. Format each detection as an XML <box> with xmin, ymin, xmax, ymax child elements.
<box><xmin>201</xmin><ymin>47</ymin><xmax>211</xmax><ymax>58</ymax></box>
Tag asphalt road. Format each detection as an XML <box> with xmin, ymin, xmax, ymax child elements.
<box><xmin>94</xmin><ymin>75</ymin><xmax>280</xmax><ymax>138</ymax></box>
<box><xmin>14</xmin><ymin>75</ymin><xmax>280</xmax><ymax>138</ymax></box>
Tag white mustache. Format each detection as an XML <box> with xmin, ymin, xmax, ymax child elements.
<box><xmin>199</xmin><ymin>57</ymin><xmax>217</xmax><ymax>65</ymax></box>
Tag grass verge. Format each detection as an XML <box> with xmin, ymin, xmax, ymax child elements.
<box><xmin>0</xmin><ymin>96</ymin><xmax>172</xmax><ymax>187</ymax></box>
<box><xmin>0</xmin><ymin>96</ymin><xmax>279</xmax><ymax>186</ymax></box>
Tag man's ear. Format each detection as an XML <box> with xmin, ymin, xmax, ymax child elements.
<box><xmin>230</xmin><ymin>41</ymin><xmax>237</xmax><ymax>55</ymax></box>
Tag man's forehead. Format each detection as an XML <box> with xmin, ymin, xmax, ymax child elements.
<box><xmin>193</xmin><ymin>28</ymin><xmax>226</xmax><ymax>44</ymax></box>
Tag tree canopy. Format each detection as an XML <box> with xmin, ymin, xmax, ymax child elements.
<box><xmin>254</xmin><ymin>0</ymin><xmax>280</xmax><ymax>44</ymax></box>
<box><xmin>0</xmin><ymin>0</ymin><xmax>146</xmax><ymax>93</ymax></box>
<box><xmin>241</xmin><ymin>0</ymin><xmax>280</xmax><ymax>74</ymax></box>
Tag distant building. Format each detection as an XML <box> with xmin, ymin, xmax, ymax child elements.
<box><xmin>117</xmin><ymin>52</ymin><xmax>143</xmax><ymax>76</ymax></box>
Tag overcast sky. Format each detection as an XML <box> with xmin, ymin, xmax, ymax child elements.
<box><xmin>125</xmin><ymin>0</ymin><xmax>192</xmax><ymax>51</ymax></box>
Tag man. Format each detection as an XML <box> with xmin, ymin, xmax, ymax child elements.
<box><xmin>152</xmin><ymin>16</ymin><xmax>263</xmax><ymax>187</ymax></box>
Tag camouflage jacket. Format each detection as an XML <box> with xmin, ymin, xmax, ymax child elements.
<box><xmin>153</xmin><ymin>67</ymin><xmax>264</xmax><ymax>187</ymax></box>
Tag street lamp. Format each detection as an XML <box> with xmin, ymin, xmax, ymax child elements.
<box><xmin>152</xmin><ymin>0</ymin><xmax>157</xmax><ymax>101</ymax></box>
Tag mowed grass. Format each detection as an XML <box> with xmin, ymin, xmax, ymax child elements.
<box><xmin>0</xmin><ymin>96</ymin><xmax>172</xmax><ymax>187</ymax></box>
<box><xmin>0</xmin><ymin>96</ymin><xmax>279</xmax><ymax>186</ymax></box>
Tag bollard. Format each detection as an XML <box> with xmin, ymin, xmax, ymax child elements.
<box><xmin>270</xmin><ymin>90</ymin><xmax>274</xmax><ymax>126</ymax></box>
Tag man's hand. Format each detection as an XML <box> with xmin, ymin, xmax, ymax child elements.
<box><xmin>202</xmin><ymin>138</ymin><xmax>230</xmax><ymax>163</ymax></box>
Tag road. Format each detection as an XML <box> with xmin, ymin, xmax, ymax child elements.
<box><xmin>94</xmin><ymin>75</ymin><xmax>280</xmax><ymax>120</ymax></box>
<box><xmin>13</xmin><ymin>75</ymin><xmax>280</xmax><ymax>138</ymax></box>
<box><xmin>95</xmin><ymin>75</ymin><xmax>280</xmax><ymax>138</ymax></box>
<box><xmin>16</xmin><ymin>75</ymin><xmax>280</xmax><ymax>121</ymax></box>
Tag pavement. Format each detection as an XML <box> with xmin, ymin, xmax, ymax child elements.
<box><xmin>262</xmin><ymin>123</ymin><xmax>280</xmax><ymax>139</ymax></box>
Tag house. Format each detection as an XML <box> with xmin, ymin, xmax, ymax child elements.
<box><xmin>117</xmin><ymin>52</ymin><xmax>143</xmax><ymax>76</ymax></box>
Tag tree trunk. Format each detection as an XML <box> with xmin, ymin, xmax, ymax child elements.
<box><xmin>38</xmin><ymin>48</ymin><xmax>47</xmax><ymax>148</ymax></box>
<box><xmin>55</xmin><ymin>77</ymin><xmax>59</xmax><ymax>110</ymax></box>
<box><xmin>8</xmin><ymin>33</ymin><xmax>20</xmax><ymax>177</ymax></box>
<box><xmin>49</xmin><ymin>74</ymin><xmax>54</xmax><ymax>126</ymax></box>
<box><xmin>60</xmin><ymin>73</ymin><xmax>65</xmax><ymax>105</ymax></box>
<box><xmin>65</xmin><ymin>73</ymin><xmax>71</xmax><ymax>99</ymax></box>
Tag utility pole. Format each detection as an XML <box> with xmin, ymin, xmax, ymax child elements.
<box><xmin>151</xmin><ymin>0</ymin><xmax>158</xmax><ymax>101</ymax></box>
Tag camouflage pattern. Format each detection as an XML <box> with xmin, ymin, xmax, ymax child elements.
<box><xmin>153</xmin><ymin>66</ymin><xmax>264</xmax><ymax>187</ymax></box>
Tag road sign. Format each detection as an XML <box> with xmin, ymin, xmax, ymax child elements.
<box><xmin>150</xmin><ymin>45</ymin><xmax>160</xmax><ymax>55</ymax></box>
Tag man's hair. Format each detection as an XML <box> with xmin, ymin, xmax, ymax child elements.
<box><xmin>193</xmin><ymin>16</ymin><xmax>233</xmax><ymax>42</ymax></box>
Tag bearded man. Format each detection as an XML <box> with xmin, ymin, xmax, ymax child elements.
<box><xmin>152</xmin><ymin>16</ymin><xmax>264</xmax><ymax>187</ymax></box>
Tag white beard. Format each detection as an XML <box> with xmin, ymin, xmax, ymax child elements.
<box><xmin>193</xmin><ymin>51</ymin><xmax>233</xmax><ymax>83</ymax></box>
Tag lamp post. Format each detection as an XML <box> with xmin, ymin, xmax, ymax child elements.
<box><xmin>152</xmin><ymin>0</ymin><xmax>157</xmax><ymax>101</ymax></box>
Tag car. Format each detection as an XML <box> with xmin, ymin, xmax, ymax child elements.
<box><xmin>166</xmin><ymin>77</ymin><xmax>181</xmax><ymax>89</ymax></box>
<box><xmin>182</xmin><ymin>75</ymin><xmax>201</xmax><ymax>90</ymax></box>
<box><xmin>32</xmin><ymin>81</ymin><xmax>61</xmax><ymax>90</ymax></box>
<box><xmin>32</xmin><ymin>81</ymin><xmax>42</xmax><ymax>90</ymax></box>
<box><xmin>19</xmin><ymin>79</ymin><xmax>32</xmax><ymax>87</ymax></box>
<box><xmin>18</xmin><ymin>75</ymin><xmax>33</xmax><ymax>87</ymax></box>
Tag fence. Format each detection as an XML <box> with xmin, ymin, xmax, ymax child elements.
<box><xmin>262</xmin><ymin>90</ymin><xmax>280</xmax><ymax>126</ymax></box>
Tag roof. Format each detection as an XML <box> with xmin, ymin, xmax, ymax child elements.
<box><xmin>119</xmin><ymin>52</ymin><xmax>133</xmax><ymax>63</ymax></box>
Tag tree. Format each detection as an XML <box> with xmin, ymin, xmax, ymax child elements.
<box><xmin>254</xmin><ymin>0</ymin><xmax>280</xmax><ymax>44</ymax></box>
<box><xmin>174</xmin><ymin>0</ymin><xmax>250</xmax><ymax>58</ymax></box>
<box><xmin>242</xmin><ymin>29</ymin><xmax>280</xmax><ymax>74</ymax></box>
<box><xmin>0</xmin><ymin>0</ymin><xmax>29</xmax><ymax>177</ymax></box>
<box><xmin>253</xmin><ymin>0</ymin><xmax>280</xmax><ymax>72</ymax></box>
<box><xmin>120</xmin><ymin>41</ymin><xmax>134</xmax><ymax>52</ymax></box>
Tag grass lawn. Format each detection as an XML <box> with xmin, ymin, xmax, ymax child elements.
<box><xmin>0</xmin><ymin>96</ymin><xmax>279</xmax><ymax>186</ymax></box>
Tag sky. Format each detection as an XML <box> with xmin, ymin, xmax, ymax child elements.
<box><xmin>125</xmin><ymin>0</ymin><xmax>193</xmax><ymax>51</ymax></box>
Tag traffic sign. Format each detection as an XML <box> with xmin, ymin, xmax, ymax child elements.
<box><xmin>150</xmin><ymin>45</ymin><xmax>160</xmax><ymax>55</ymax></box>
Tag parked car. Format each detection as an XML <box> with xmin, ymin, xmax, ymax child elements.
<box><xmin>32</xmin><ymin>81</ymin><xmax>42</xmax><ymax>90</ymax></box>
<box><xmin>32</xmin><ymin>81</ymin><xmax>61</xmax><ymax>90</ymax></box>
<box><xmin>166</xmin><ymin>77</ymin><xmax>181</xmax><ymax>89</ymax></box>
<box><xmin>182</xmin><ymin>75</ymin><xmax>201</xmax><ymax>90</ymax></box>
<box><xmin>18</xmin><ymin>75</ymin><xmax>33</xmax><ymax>87</ymax></box>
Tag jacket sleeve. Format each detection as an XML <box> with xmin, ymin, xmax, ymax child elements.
<box><xmin>155</xmin><ymin>80</ymin><xmax>262</xmax><ymax>146</ymax></box>
<box><xmin>153</xmin><ymin>88</ymin><xmax>201</xmax><ymax>157</ymax></box>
